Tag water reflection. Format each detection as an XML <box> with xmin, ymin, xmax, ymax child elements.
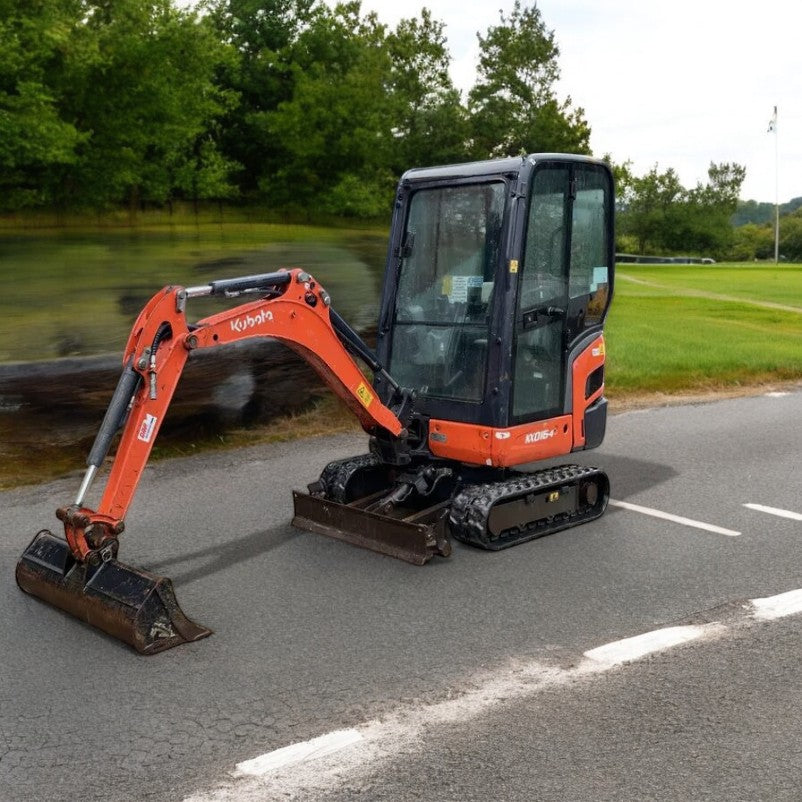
<box><xmin>0</xmin><ymin>225</ymin><xmax>387</xmax><ymax>362</ymax></box>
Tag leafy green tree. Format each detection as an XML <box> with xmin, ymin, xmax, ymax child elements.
<box><xmin>619</xmin><ymin>162</ymin><xmax>746</xmax><ymax>257</ymax></box>
<box><xmin>385</xmin><ymin>9</ymin><xmax>469</xmax><ymax>171</ymax></box>
<box><xmin>618</xmin><ymin>165</ymin><xmax>684</xmax><ymax>254</ymax></box>
<box><xmin>55</xmin><ymin>0</ymin><xmax>237</xmax><ymax>210</ymax></box>
<box><xmin>261</xmin><ymin>2</ymin><xmax>397</xmax><ymax>215</ymax></box>
<box><xmin>678</xmin><ymin>162</ymin><xmax>746</xmax><ymax>254</ymax></box>
<box><xmin>729</xmin><ymin>222</ymin><xmax>774</xmax><ymax>261</ymax></box>
<box><xmin>779</xmin><ymin>210</ymin><xmax>802</xmax><ymax>261</ymax></box>
<box><xmin>0</xmin><ymin>0</ymin><xmax>85</xmax><ymax>209</ymax></box>
<box><xmin>732</xmin><ymin>197</ymin><xmax>802</xmax><ymax>227</ymax></box>
<box><xmin>202</xmin><ymin>0</ymin><xmax>315</xmax><ymax>197</ymax></box>
<box><xmin>467</xmin><ymin>0</ymin><xmax>590</xmax><ymax>159</ymax></box>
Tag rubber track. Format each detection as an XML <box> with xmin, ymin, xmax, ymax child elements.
<box><xmin>318</xmin><ymin>453</ymin><xmax>382</xmax><ymax>504</ymax></box>
<box><xmin>448</xmin><ymin>464</ymin><xmax>607</xmax><ymax>549</ymax></box>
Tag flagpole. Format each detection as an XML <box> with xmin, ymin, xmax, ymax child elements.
<box><xmin>767</xmin><ymin>106</ymin><xmax>780</xmax><ymax>263</ymax></box>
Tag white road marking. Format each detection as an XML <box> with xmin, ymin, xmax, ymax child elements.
<box><xmin>743</xmin><ymin>502</ymin><xmax>802</xmax><ymax>521</ymax></box>
<box><xmin>751</xmin><ymin>588</ymin><xmax>802</xmax><ymax>620</ymax></box>
<box><xmin>234</xmin><ymin>729</ymin><xmax>363</xmax><ymax>777</ymax></box>
<box><xmin>188</xmin><ymin>588</ymin><xmax>802</xmax><ymax>802</ymax></box>
<box><xmin>584</xmin><ymin>624</ymin><xmax>719</xmax><ymax>667</ymax></box>
<box><xmin>764</xmin><ymin>391</ymin><xmax>790</xmax><ymax>397</ymax></box>
<box><xmin>609</xmin><ymin>499</ymin><xmax>741</xmax><ymax>536</ymax></box>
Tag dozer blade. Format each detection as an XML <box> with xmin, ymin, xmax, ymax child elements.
<box><xmin>292</xmin><ymin>490</ymin><xmax>451</xmax><ymax>565</ymax></box>
<box><xmin>16</xmin><ymin>530</ymin><xmax>211</xmax><ymax>655</ymax></box>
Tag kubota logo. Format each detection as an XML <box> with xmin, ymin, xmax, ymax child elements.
<box><xmin>525</xmin><ymin>428</ymin><xmax>557</xmax><ymax>444</ymax></box>
<box><xmin>230</xmin><ymin>310</ymin><xmax>274</xmax><ymax>333</ymax></box>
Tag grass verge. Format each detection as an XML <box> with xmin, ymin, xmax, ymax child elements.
<box><xmin>607</xmin><ymin>263</ymin><xmax>802</xmax><ymax>395</ymax></box>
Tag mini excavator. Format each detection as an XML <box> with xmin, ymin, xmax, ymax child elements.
<box><xmin>17</xmin><ymin>154</ymin><xmax>614</xmax><ymax>653</ymax></box>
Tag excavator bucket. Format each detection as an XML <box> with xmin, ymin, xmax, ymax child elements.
<box><xmin>16</xmin><ymin>530</ymin><xmax>211</xmax><ymax>655</ymax></box>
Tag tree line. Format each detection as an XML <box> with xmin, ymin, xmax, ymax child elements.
<box><xmin>1</xmin><ymin>0</ymin><xmax>591</xmax><ymax>216</ymax></box>
<box><xmin>730</xmin><ymin>197</ymin><xmax>802</xmax><ymax>262</ymax></box>
<box><xmin>614</xmin><ymin>162</ymin><xmax>747</xmax><ymax>259</ymax></box>
<box><xmin>2</xmin><ymin>0</ymin><xmax>759</xmax><ymax>260</ymax></box>
<box><xmin>615</xmin><ymin>161</ymin><xmax>802</xmax><ymax>261</ymax></box>
<box><xmin>729</xmin><ymin>208</ymin><xmax>802</xmax><ymax>262</ymax></box>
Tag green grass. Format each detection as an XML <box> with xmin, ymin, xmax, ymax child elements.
<box><xmin>0</xmin><ymin>201</ymin><xmax>388</xmax><ymax>232</ymax></box>
<box><xmin>607</xmin><ymin>262</ymin><xmax>802</xmax><ymax>396</ymax></box>
<box><xmin>616</xmin><ymin>262</ymin><xmax>802</xmax><ymax>308</ymax></box>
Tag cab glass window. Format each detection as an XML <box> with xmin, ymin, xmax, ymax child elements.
<box><xmin>389</xmin><ymin>182</ymin><xmax>505</xmax><ymax>402</ymax></box>
<box><xmin>569</xmin><ymin>168</ymin><xmax>611</xmax><ymax>327</ymax></box>
<box><xmin>512</xmin><ymin>167</ymin><xmax>568</xmax><ymax>420</ymax></box>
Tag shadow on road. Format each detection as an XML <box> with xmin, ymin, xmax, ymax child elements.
<box><xmin>536</xmin><ymin>452</ymin><xmax>678</xmax><ymax>498</ymax></box>
<box><xmin>597</xmin><ymin>453</ymin><xmax>678</xmax><ymax>497</ymax></box>
<box><xmin>146</xmin><ymin>524</ymin><xmax>300</xmax><ymax>586</ymax></box>
<box><xmin>145</xmin><ymin>456</ymin><xmax>676</xmax><ymax>586</ymax></box>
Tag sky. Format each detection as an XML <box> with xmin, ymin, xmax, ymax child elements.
<box><xmin>340</xmin><ymin>0</ymin><xmax>801</xmax><ymax>203</ymax></box>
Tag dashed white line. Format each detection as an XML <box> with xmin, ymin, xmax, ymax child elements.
<box><xmin>751</xmin><ymin>589</ymin><xmax>802</xmax><ymax>620</ymax></box>
<box><xmin>234</xmin><ymin>729</ymin><xmax>363</xmax><ymax>777</ymax></box>
<box><xmin>743</xmin><ymin>502</ymin><xmax>802</xmax><ymax>522</ymax></box>
<box><xmin>609</xmin><ymin>499</ymin><xmax>741</xmax><ymax>536</ymax></box>
<box><xmin>764</xmin><ymin>391</ymin><xmax>790</xmax><ymax>397</ymax></box>
<box><xmin>584</xmin><ymin>624</ymin><xmax>720</xmax><ymax>667</ymax></box>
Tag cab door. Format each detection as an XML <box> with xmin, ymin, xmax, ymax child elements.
<box><xmin>511</xmin><ymin>162</ymin><xmax>613</xmax><ymax>424</ymax></box>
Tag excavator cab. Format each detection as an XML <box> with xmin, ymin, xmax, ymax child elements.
<box><xmin>372</xmin><ymin>154</ymin><xmax>614</xmax><ymax>457</ymax></box>
<box><xmin>17</xmin><ymin>154</ymin><xmax>614</xmax><ymax>654</ymax></box>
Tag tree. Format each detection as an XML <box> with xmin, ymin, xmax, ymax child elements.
<box><xmin>53</xmin><ymin>0</ymin><xmax>238</xmax><ymax>210</ymax></box>
<box><xmin>679</xmin><ymin>162</ymin><xmax>746</xmax><ymax>254</ymax></box>
<box><xmin>618</xmin><ymin>162</ymin><xmax>746</xmax><ymax>257</ymax></box>
<box><xmin>729</xmin><ymin>222</ymin><xmax>774</xmax><ymax>261</ymax></box>
<box><xmin>260</xmin><ymin>2</ymin><xmax>398</xmax><ymax>215</ymax></box>
<box><xmin>618</xmin><ymin>165</ymin><xmax>684</xmax><ymax>254</ymax></box>
<box><xmin>467</xmin><ymin>1</ymin><xmax>590</xmax><ymax>159</ymax></box>
<box><xmin>385</xmin><ymin>9</ymin><xmax>469</xmax><ymax>171</ymax></box>
<box><xmin>202</xmin><ymin>0</ymin><xmax>315</xmax><ymax>197</ymax></box>
<box><xmin>733</xmin><ymin>196</ymin><xmax>802</xmax><ymax>227</ymax></box>
<box><xmin>779</xmin><ymin>210</ymin><xmax>802</xmax><ymax>261</ymax></box>
<box><xmin>0</xmin><ymin>0</ymin><xmax>85</xmax><ymax>209</ymax></box>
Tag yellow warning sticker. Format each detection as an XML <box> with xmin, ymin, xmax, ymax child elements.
<box><xmin>356</xmin><ymin>382</ymin><xmax>374</xmax><ymax>408</ymax></box>
<box><xmin>509</xmin><ymin>259</ymin><xmax>519</xmax><ymax>273</ymax></box>
<box><xmin>592</xmin><ymin>341</ymin><xmax>606</xmax><ymax>357</ymax></box>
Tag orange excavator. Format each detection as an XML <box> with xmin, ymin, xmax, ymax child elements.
<box><xmin>17</xmin><ymin>154</ymin><xmax>614</xmax><ymax>653</ymax></box>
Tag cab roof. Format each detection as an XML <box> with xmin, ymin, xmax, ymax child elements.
<box><xmin>400</xmin><ymin>153</ymin><xmax>605</xmax><ymax>185</ymax></box>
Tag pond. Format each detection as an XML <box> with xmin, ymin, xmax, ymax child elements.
<box><xmin>0</xmin><ymin>223</ymin><xmax>388</xmax><ymax>362</ymax></box>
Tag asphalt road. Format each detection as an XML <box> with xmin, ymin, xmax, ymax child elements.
<box><xmin>1</xmin><ymin>389</ymin><xmax>801</xmax><ymax>801</ymax></box>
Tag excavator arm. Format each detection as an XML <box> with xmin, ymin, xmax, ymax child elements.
<box><xmin>61</xmin><ymin>268</ymin><xmax>407</xmax><ymax>560</ymax></box>
<box><xmin>16</xmin><ymin>268</ymin><xmax>416</xmax><ymax>654</ymax></box>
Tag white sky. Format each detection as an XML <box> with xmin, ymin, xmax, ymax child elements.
<box><xmin>347</xmin><ymin>0</ymin><xmax>801</xmax><ymax>203</ymax></box>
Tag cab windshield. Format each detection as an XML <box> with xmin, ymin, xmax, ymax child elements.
<box><xmin>389</xmin><ymin>182</ymin><xmax>505</xmax><ymax>402</ymax></box>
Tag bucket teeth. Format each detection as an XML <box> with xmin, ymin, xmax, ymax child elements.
<box><xmin>16</xmin><ymin>530</ymin><xmax>211</xmax><ymax>655</ymax></box>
